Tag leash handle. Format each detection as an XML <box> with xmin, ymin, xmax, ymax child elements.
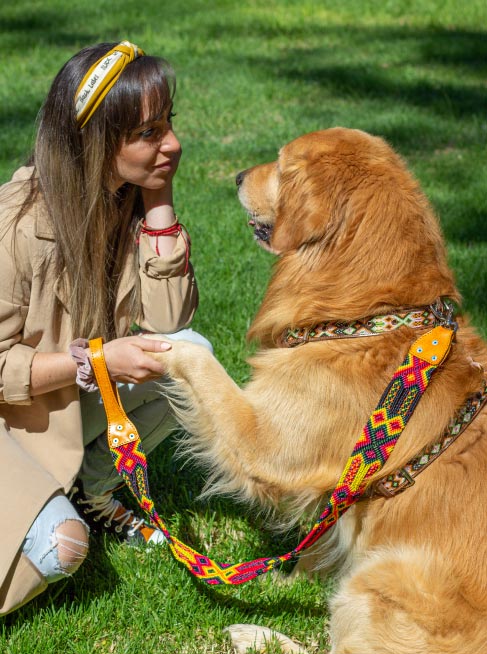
<box><xmin>88</xmin><ymin>337</ymin><xmax>139</xmax><ymax>449</ymax></box>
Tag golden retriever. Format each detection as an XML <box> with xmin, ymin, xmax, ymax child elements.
<box><xmin>154</xmin><ymin>128</ymin><xmax>487</xmax><ymax>653</ymax></box>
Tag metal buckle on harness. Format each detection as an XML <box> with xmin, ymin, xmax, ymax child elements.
<box><xmin>430</xmin><ymin>298</ymin><xmax>458</xmax><ymax>332</ymax></box>
<box><xmin>397</xmin><ymin>467</ymin><xmax>416</xmax><ymax>490</ymax></box>
<box><xmin>367</xmin><ymin>467</ymin><xmax>416</xmax><ymax>499</ymax></box>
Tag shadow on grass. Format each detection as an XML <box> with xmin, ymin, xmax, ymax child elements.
<box><xmin>192</xmin><ymin>18</ymin><xmax>487</xmax><ymax>250</ymax></box>
<box><xmin>191</xmin><ymin>574</ymin><xmax>329</xmax><ymax>620</ymax></box>
<box><xmin>0</xmin><ymin>6</ymin><xmax>97</xmax><ymax>50</ymax></box>
<box><xmin>1</xmin><ymin>543</ymin><xmax>120</xmax><ymax>629</ymax></box>
<box><xmin>268</xmin><ymin>23</ymin><xmax>481</xmax><ymax>158</ymax></box>
<box><xmin>192</xmin><ymin>18</ymin><xmax>487</xmax><ymax>121</ymax></box>
<box><xmin>1</xmin><ymin>11</ymin><xmax>486</xmax><ymax>135</ymax></box>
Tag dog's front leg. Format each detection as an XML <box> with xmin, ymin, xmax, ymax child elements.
<box><xmin>152</xmin><ymin>340</ymin><xmax>276</xmax><ymax>502</ymax></box>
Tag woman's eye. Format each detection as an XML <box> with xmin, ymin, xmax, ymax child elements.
<box><xmin>140</xmin><ymin>127</ymin><xmax>155</xmax><ymax>139</ymax></box>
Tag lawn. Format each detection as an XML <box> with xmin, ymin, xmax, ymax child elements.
<box><xmin>0</xmin><ymin>1</ymin><xmax>486</xmax><ymax>652</ymax></box>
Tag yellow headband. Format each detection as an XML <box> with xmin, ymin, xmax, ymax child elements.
<box><xmin>75</xmin><ymin>40</ymin><xmax>145</xmax><ymax>128</ymax></box>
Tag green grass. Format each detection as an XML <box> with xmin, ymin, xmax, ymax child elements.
<box><xmin>1</xmin><ymin>1</ymin><xmax>486</xmax><ymax>652</ymax></box>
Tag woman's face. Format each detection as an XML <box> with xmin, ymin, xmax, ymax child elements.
<box><xmin>111</xmin><ymin>103</ymin><xmax>181</xmax><ymax>193</ymax></box>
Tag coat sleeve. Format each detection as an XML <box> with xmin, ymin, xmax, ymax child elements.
<box><xmin>0</xmin><ymin>229</ymin><xmax>35</xmax><ymax>405</ymax></box>
<box><xmin>136</xmin><ymin>229</ymin><xmax>199</xmax><ymax>334</ymax></box>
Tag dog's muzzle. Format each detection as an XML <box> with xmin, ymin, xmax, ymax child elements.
<box><xmin>236</xmin><ymin>170</ymin><xmax>274</xmax><ymax>244</ymax></box>
<box><xmin>248</xmin><ymin>219</ymin><xmax>273</xmax><ymax>243</ymax></box>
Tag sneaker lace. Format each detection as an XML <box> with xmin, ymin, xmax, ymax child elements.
<box><xmin>75</xmin><ymin>489</ymin><xmax>145</xmax><ymax>536</ymax></box>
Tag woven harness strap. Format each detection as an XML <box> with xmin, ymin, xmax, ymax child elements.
<box><xmin>366</xmin><ymin>378</ymin><xmax>487</xmax><ymax>498</ymax></box>
<box><xmin>89</xmin><ymin>325</ymin><xmax>454</xmax><ymax>585</ymax></box>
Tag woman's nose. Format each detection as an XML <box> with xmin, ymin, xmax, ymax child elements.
<box><xmin>160</xmin><ymin>129</ymin><xmax>181</xmax><ymax>153</ymax></box>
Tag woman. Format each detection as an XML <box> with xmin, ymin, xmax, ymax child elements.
<box><xmin>0</xmin><ymin>41</ymin><xmax>209</xmax><ymax>614</ymax></box>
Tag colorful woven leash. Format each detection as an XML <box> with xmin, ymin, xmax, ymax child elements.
<box><xmin>89</xmin><ymin>324</ymin><xmax>454</xmax><ymax>585</ymax></box>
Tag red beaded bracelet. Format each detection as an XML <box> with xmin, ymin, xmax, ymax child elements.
<box><xmin>138</xmin><ymin>220</ymin><xmax>190</xmax><ymax>273</ymax></box>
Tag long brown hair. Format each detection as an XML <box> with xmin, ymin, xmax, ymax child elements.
<box><xmin>25</xmin><ymin>42</ymin><xmax>175</xmax><ymax>339</ymax></box>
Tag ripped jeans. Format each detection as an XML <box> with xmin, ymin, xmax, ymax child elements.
<box><xmin>22</xmin><ymin>494</ymin><xmax>89</xmax><ymax>584</ymax></box>
<box><xmin>22</xmin><ymin>328</ymin><xmax>212</xmax><ymax>582</ymax></box>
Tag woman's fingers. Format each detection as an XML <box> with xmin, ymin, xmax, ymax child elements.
<box><xmin>102</xmin><ymin>336</ymin><xmax>172</xmax><ymax>382</ymax></box>
<box><xmin>135</xmin><ymin>335</ymin><xmax>172</xmax><ymax>352</ymax></box>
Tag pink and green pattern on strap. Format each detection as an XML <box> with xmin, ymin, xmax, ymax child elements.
<box><xmin>99</xmin><ymin>325</ymin><xmax>454</xmax><ymax>585</ymax></box>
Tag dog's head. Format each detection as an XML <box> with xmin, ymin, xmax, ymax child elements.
<box><xmin>237</xmin><ymin>128</ymin><xmax>459</xmax><ymax>344</ymax></box>
<box><xmin>237</xmin><ymin>127</ymin><xmax>421</xmax><ymax>255</ymax></box>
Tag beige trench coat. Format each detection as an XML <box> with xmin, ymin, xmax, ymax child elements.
<box><xmin>0</xmin><ymin>167</ymin><xmax>198</xmax><ymax>614</ymax></box>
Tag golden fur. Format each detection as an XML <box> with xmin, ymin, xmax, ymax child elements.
<box><xmin>154</xmin><ymin>128</ymin><xmax>487</xmax><ymax>653</ymax></box>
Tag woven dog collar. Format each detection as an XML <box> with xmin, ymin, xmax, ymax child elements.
<box><xmin>281</xmin><ymin>306</ymin><xmax>438</xmax><ymax>347</ymax></box>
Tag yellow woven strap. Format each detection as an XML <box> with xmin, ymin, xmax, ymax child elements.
<box><xmin>88</xmin><ymin>337</ymin><xmax>139</xmax><ymax>448</ymax></box>
<box><xmin>75</xmin><ymin>40</ymin><xmax>144</xmax><ymax>128</ymax></box>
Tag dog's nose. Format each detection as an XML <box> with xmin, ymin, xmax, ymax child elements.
<box><xmin>235</xmin><ymin>171</ymin><xmax>245</xmax><ymax>187</ymax></box>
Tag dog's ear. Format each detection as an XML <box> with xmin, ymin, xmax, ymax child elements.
<box><xmin>269</xmin><ymin>128</ymin><xmax>384</xmax><ymax>254</ymax></box>
<box><xmin>271</xmin><ymin>154</ymin><xmax>335</xmax><ymax>253</ymax></box>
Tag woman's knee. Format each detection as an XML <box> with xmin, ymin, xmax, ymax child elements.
<box><xmin>22</xmin><ymin>494</ymin><xmax>90</xmax><ymax>584</ymax></box>
<box><xmin>53</xmin><ymin>518</ymin><xmax>89</xmax><ymax>575</ymax></box>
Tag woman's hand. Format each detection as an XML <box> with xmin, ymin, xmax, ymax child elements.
<box><xmin>99</xmin><ymin>336</ymin><xmax>172</xmax><ymax>384</ymax></box>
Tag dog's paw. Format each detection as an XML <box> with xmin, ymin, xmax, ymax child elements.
<box><xmin>224</xmin><ymin>624</ymin><xmax>308</xmax><ymax>653</ymax></box>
